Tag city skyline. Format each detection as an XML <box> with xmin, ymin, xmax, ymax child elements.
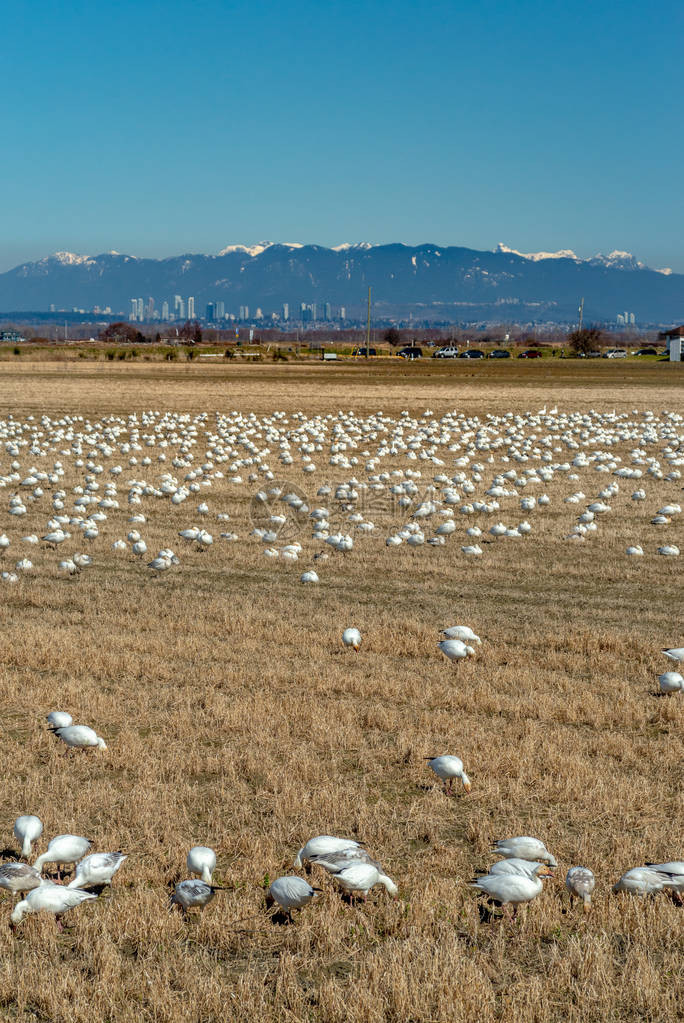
<box><xmin>1</xmin><ymin>2</ymin><xmax>682</xmax><ymax>273</ymax></box>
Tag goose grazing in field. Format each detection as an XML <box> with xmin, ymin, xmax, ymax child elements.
<box><xmin>613</xmin><ymin>867</ymin><xmax>668</xmax><ymax>896</ymax></box>
<box><xmin>662</xmin><ymin>647</ymin><xmax>684</xmax><ymax>665</ymax></box>
<box><xmin>327</xmin><ymin>862</ymin><xmax>398</xmax><ymax>901</ymax></box>
<box><xmin>186</xmin><ymin>846</ymin><xmax>216</xmax><ymax>884</ymax></box>
<box><xmin>267</xmin><ymin>876</ymin><xmax>321</xmax><ymax>919</ymax></box>
<box><xmin>470</xmin><ymin>870</ymin><xmax>550</xmax><ymax>917</ymax></box>
<box><xmin>425</xmin><ymin>755</ymin><xmax>471</xmax><ymax>794</ymax></box>
<box><xmin>13</xmin><ymin>815</ymin><xmax>43</xmax><ymax>859</ymax></box>
<box><xmin>491</xmin><ymin>836</ymin><xmax>557</xmax><ymax>868</ymax></box>
<box><xmin>481</xmin><ymin>859</ymin><xmax>550</xmax><ymax>879</ymax></box>
<box><xmin>643</xmin><ymin>862</ymin><xmax>684</xmax><ymax>900</ymax></box>
<box><xmin>11</xmin><ymin>882</ymin><xmax>97</xmax><ymax>929</ymax></box>
<box><xmin>67</xmin><ymin>852</ymin><xmax>127</xmax><ymax>889</ymax></box>
<box><xmin>658</xmin><ymin>671</ymin><xmax>684</xmax><ymax>694</ymax></box>
<box><xmin>438</xmin><ymin>639</ymin><xmax>476</xmax><ymax>663</ymax></box>
<box><xmin>294</xmin><ymin>835</ymin><xmax>363</xmax><ymax>869</ymax></box>
<box><xmin>34</xmin><ymin>835</ymin><xmax>92</xmax><ymax>880</ymax></box>
<box><xmin>0</xmin><ymin>862</ymin><xmax>42</xmax><ymax>898</ymax></box>
<box><xmin>49</xmin><ymin>724</ymin><xmax>107</xmax><ymax>751</ymax></box>
<box><xmin>565</xmin><ymin>866</ymin><xmax>595</xmax><ymax>911</ymax></box>
<box><xmin>342</xmin><ymin>627</ymin><xmax>362</xmax><ymax>651</ymax></box>
<box><xmin>46</xmin><ymin>711</ymin><xmax>73</xmax><ymax>729</ymax></box>
<box><xmin>170</xmin><ymin>879</ymin><xmax>224</xmax><ymax>915</ymax></box>
<box><xmin>441</xmin><ymin>626</ymin><xmax>482</xmax><ymax>645</ymax></box>
<box><xmin>308</xmin><ymin>848</ymin><xmax>381</xmax><ymax>874</ymax></box>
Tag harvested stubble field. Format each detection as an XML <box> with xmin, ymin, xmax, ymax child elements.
<box><xmin>0</xmin><ymin>359</ymin><xmax>682</xmax><ymax>1023</ymax></box>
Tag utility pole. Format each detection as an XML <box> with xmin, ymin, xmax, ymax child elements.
<box><xmin>366</xmin><ymin>286</ymin><xmax>371</xmax><ymax>359</ymax></box>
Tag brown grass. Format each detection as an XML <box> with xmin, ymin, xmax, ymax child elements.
<box><xmin>0</xmin><ymin>360</ymin><xmax>681</xmax><ymax>1022</ymax></box>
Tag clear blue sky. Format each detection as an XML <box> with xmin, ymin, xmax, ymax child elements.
<box><xmin>2</xmin><ymin>0</ymin><xmax>682</xmax><ymax>271</ymax></box>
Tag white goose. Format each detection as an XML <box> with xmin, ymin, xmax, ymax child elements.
<box><xmin>11</xmin><ymin>882</ymin><xmax>96</xmax><ymax>929</ymax></box>
<box><xmin>294</xmin><ymin>835</ymin><xmax>363</xmax><ymax>869</ymax></box>
<box><xmin>67</xmin><ymin>852</ymin><xmax>127</xmax><ymax>889</ymax></box>
<box><xmin>470</xmin><ymin>870</ymin><xmax>549</xmax><ymax>916</ymax></box>
<box><xmin>425</xmin><ymin>755</ymin><xmax>471</xmax><ymax>794</ymax></box>
<box><xmin>268</xmin><ymin>876</ymin><xmax>321</xmax><ymax>918</ymax></box>
<box><xmin>170</xmin><ymin>879</ymin><xmax>223</xmax><ymax>914</ymax></box>
<box><xmin>14</xmin><ymin>815</ymin><xmax>43</xmax><ymax>859</ymax></box>
<box><xmin>186</xmin><ymin>846</ymin><xmax>216</xmax><ymax>884</ymax></box>
<box><xmin>34</xmin><ymin>835</ymin><xmax>92</xmax><ymax>880</ymax></box>
<box><xmin>0</xmin><ymin>862</ymin><xmax>43</xmax><ymax>898</ymax></box>
<box><xmin>342</xmin><ymin>627</ymin><xmax>362</xmax><ymax>651</ymax></box>
<box><xmin>438</xmin><ymin>639</ymin><xmax>476</xmax><ymax>663</ymax></box>
<box><xmin>491</xmin><ymin>836</ymin><xmax>557</xmax><ymax>867</ymax></box>
<box><xmin>308</xmin><ymin>848</ymin><xmax>381</xmax><ymax>873</ymax></box>
<box><xmin>613</xmin><ymin>867</ymin><xmax>668</xmax><ymax>896</ymax></box>
<box><xmin>644</xmin><ymin>861</ymin><xmax>684</xmax><ymax>899</ymax></box>
<box><xmin>662</xmin><ymin>647</ymin><xmax>684</xmax><ymax>665</ymax></box>
<box><xmin>441</xmin><ymin>626</ymin><xmax>482</xmax><ymax>645</ymax></box>
<box><xmin>327</xmin><ymin>862</ymin><xmax>398</xmax><ymax>901</ymax></box>
<box><xmin>46</xmin><ymin>711</ymin><xmax>73</xmax><ymax>728</ymax></box>
<box><xmin>565</xmin><ymin>865</ymin><xmax>595</xmax><ymax>911</ymax></box>
<box><xmin>49</xmin><ymin>725</ymin><xmax>107</xmax><ymax>751</ymax></box>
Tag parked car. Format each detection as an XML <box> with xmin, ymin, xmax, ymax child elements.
<box><xmin>398</xmin><ymin>346</ymin><xmax>423</xmax><ymax>360</ymax></box>
<box><xmin>351</xmin><ymin>347</ymin><xmax>377</xmax><ymax>357</ymax></box>
<box><xmin>634</xmin><ymin>347</ymin><xmax>658</xmax><ymax>356</ymax></box>
<box><xmin>433</xmin><ymin>346</ymin><xmax>459</xmax><ymax>359</ymax></box>
<box><xmin>603</xmin><ymin>349</ymin><xmax>627</xmax><ymax>358</ymax></box>
<box><xmin>489</xmin><ymin>349</ymin><xmax>511</xmax><ymax>359</ymax></box>
<box><xmin>518</xmin><ymin>349</ymin><xmax>543</xmax><ymax>359</ymax></box>
<box><xmin>458</xmin><ymin>349</ymin><xmax>485</xmax><ymax>359</ymax></box>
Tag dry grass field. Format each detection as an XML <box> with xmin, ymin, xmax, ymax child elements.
<box><xmin>0</xmin><ymin>359</ymin><xmax>681</xmax><ymax>1023</ymax></box>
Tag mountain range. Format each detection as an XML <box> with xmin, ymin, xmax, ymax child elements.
<box><xmin>1</xmin><ymin>243</ymin><xmax>682</xmax><ymax>324</ymax></box>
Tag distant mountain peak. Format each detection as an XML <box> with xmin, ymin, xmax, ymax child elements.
<box><xmin>496</xmin><ymin>243</ymin><xmax>579</xmax><ymax>262</ymax></box>
<box><xmin>48</xmin><ymin>251</ymin><xmax>94</xmax><ymax>266</ymax></box>
<box><xmin>217</xmin><ymin>241</ymin><xmax>304</xmax><ymax>257</ymax></box>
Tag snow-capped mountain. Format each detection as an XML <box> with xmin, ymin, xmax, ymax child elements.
<box><xmin>0</xmin><ymin>243</ymin><xmax>681</xmax><ymax>322</ymax></box>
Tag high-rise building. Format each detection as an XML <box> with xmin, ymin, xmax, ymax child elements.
<box><xmin>130</xmin><ymin>298</ymin><xmax>138</xmax><ymax>321</ymax></box>
<box><xmin>324</xmin><ymin>302</ymin><xmax>332</xmax><ymax>321</ymax></box>
<box><xmin>282</xmin><ymin>303</ymin><xmax>289</xmax><ymax>321</ymax></box>
<box><xmin>174</xmin><ymin>295</ymin><xmax>185</xmax><ymax>320</ymax></box>
<box><xmin>339</xmin><ymin>307</ymin><xmax>346</xmax><ymax>321</ymax></box>
<box><xmin>239</xmin><ymin>305</ymin><xmax>249</xmax><ymax>320</ymax></box>
<box><xmin>145</xmin><ymin>297</ymin><xmax>155</xmax><ymax>320</ymax></box>
<box><xmin>161</xmin><ymin>301</ymin><xmax>169</xmax><ymax>320</ymax></box>
<box><xmin>188</xmin><ymin>296</ymin><xmax>195</xmax><ymax>319</ymax></box>
<box><xmin>215</xmin><ymin>300</ymin><xmax>225</xmax><ymax>319</ymax></box>
<box><xmin>255</xmin><ymin>308</ymin><xmax>263</xmax><ymax>319</ymax></box>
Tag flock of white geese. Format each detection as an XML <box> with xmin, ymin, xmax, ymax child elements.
<box><xmin>4</xmin><ymin>637</ymin><xmax>681</xmax><ymax>930</ymax></box>
<box><xmin>0</xmin><ymin>405</ymin><xmax>681</xmax><ymax>927</ymax></box>
<box><xmin>0</xmin><ymin>406</ymin><xmax>680</xmax><ymax>585</ymax></box>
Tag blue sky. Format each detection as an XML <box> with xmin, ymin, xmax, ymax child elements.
<box><xmin>2</xmin><ymin>0</ymin><xmax>682</xmax><ymax>271</ymax></box>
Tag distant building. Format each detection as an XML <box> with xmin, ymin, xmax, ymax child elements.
<box><xmin>187</xmin><ymin>296</ymin><xmax>195</xmax><ymax>319</ymax></box>
<box><xmin>206</xmin><ymin>302</ymin><xmax>216</xmax><ymax>321</ymax></box>
<box><xmin>323</xmin><ymin>302</ymin><xmax>332</xmax><ymax>321</ymax></box>
<box><xmin>215</xmin><ymin>300</ymin><xmax>225</xmax><ymax>319</ymax></box>
<box><xmin>239</xmin><ymin>305</ymin><xmax>249</xmax><ymax>320</ymax></box>
<box><xmin>659</xmin><ymin>325</ymin><xmax>684</xmax><ymax>362</ymax></box>
<box><xmin>161</xmin><ymin>301</ymin><xmax>169</xmax><ymax>320</ymax></box>
<box><xmin>174</xmin><ymin>295</ymin><xmax>185</xmax><ymax>320</ymax></box>
<box><xmin>0</xmin><ymin>330</ymin><xmax>26</xmax><ymax>343</ymax></box>
<box><xmin>340</xmin><ymin>306</ymin><xmax>346</xmax><ymax>321</ymax></box>
<box><xmin>130</xmin><ymin>298</ymin><xmax>138</xmax><ymax>321</ymax></box>
<box><xmin>282</xmin><ymin>303</ymin><xmax>289</xmax><ymax>321</ymax></box>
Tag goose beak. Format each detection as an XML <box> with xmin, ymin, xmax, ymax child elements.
<box><xmin>462</xmin><ymin>780</ymin><xmax>472</xmax><ymax>794</ymax></box>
